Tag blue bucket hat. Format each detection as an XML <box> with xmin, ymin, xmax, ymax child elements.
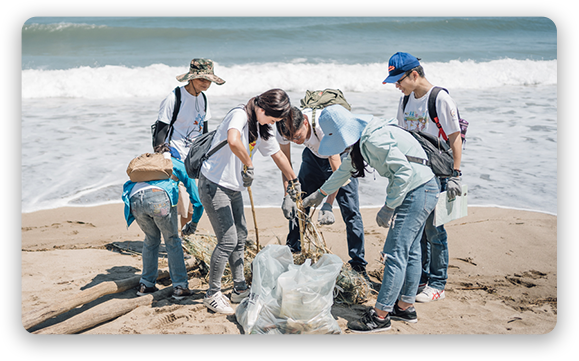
<box><xmin>382</xmin><ymin>52</ymin><xmax>421</xmax><ymax>84</ymax></box>
<box><xmin>318</xmin><ymin>105</ymin><xmax>373</xmax><ymax>156</ymax></box>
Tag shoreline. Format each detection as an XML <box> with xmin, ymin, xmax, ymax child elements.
<box><xmin>21</xmin><ymin>201</ymin><xmax>558</xmax><ymax>216</ymax></box>
<box><xmin>21</xmin><ymin>203</ymin><xmax>557</xmax><ymax>335</ymax></box>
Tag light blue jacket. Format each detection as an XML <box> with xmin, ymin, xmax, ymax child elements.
<box><xmin>122</xmin><ymin>157</ymin><xmax>203</xmax><ymax>228</ymax></box>
<box><xmin>320</xmin><ymin>117</ymin><xmax>435</xmax><ymax>209</ymax></box>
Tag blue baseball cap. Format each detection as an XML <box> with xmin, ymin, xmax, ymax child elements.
<box><xmin>382</xmin><ymin>52</ymin><xmax>421</xmax><ymax>84</ymax></box>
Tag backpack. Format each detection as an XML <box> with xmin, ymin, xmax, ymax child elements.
<box><xmin>126</xmin><ymin>153</ymin><xmax>173</xmax><ymax>182</ymax></box>
<box><xmin>183</xmin><ymin>106</ymin><xmax>244</xmax><ymax>179</ymax></box>
<box><xmin>403</xmin><ymin>86</ymin><xmax>468</xmax><ymax>148</ymax></box>
<box><xmin>151</xmin><ymin>87</ymin><xmax>208</xmax><ymax>148</ymax></box>
<box><xmin>300</xmin><ymin>89</ymin><xmax>352</xmax><ymax>139</ymax></box>
<box><xmin>405</xmin><ymin>129</ymin><xmax>455</xmax><ymax>178</ymax></box>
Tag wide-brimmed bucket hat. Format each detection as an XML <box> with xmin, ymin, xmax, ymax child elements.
<box><xmin>176</xmin><ymin>58</ymin><xmax>225</xmax><ymax>85</ymax></box>
<box><xmin>318</xmin><ymin>105</ymin><xmax>373</xmax><ymax>156</ymax></box>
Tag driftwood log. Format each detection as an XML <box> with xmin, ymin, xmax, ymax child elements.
<box><xmin>33</xmin><ymin>286</ymin><xmax>174</xmax><ymax>334</ymax></box>
<box><xmin>23</xmin><ymin>258</ymin><xmax>196</xmax><ymax>331</ymax></box>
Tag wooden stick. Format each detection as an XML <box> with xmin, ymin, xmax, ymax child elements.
<box><xmin>23</xmin><ymin>258</ymin><xmax>196</xmax><ymax>330</ymax></box>
<box><xmin>244</xmin><ymin>165</ymin><xmax>259</xmax><ymax>250</ymax></box>
<box><xmin>247</xmin><ymin>186</ymin><xmax>260</xmax><ymax>250</ymax></box>
<box><xmin>33</xmin><ymin>287</ymin><xmax>174</xmax><ymax>334</ymax></box>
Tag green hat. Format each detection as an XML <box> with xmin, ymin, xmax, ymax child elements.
<box><xmin>176</xmin><ymin>58</ymin><xmax>225</xmax><ymax>85</ymax></box>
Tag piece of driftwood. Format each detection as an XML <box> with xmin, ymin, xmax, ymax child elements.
<box><xmin>33</xmin><ymin>287</ymin><xmax>174</xmax><ymax>334</ymax></box>
<box><xmin>23</xmin><ymin>258</ymin><xmax>196</xmax><ymax>330</ymax></box>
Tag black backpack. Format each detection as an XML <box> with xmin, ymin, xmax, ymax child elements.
<box><xmin>151</xmin><ymin>87</ymin><xmax>208</xmax><ymax>148</ymax></box>
<box><xmin>404</xmin><ymin>129</ymin><xmax>455</xmax><ymax>178</ymax></box>
<box><xmin>183</xmin><ymin>106</ymin><xmax>244</xmax><ymax>179</ymax></box>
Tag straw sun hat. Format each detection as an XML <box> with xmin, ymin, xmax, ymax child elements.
<box><xmin>176</xmin><ymin>58</ymin><xmax>225</xmax><ymax>85</ymax></box>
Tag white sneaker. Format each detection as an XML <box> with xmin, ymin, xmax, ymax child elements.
<box><xmin>203</xmin><ymin>291</ymin><xmax>235</xmax><ymax>315</ymax></box>
<box><xmin>230</xmin><ymin>288</ymin><xmax>250</xmax><ymax>303</ymax></box>
<box><xmin>415</xmin><ymin>285</ymin><xmax>445</xmax><ymax>303</ymax></box>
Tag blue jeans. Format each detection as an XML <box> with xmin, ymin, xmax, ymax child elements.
<box><xmin>420</xmin><ymin>177</ymin><xmax>449</xmax><ymax>290</ymax></box>
<box><xmin>287</xmin><ymin>148</ymin><xmax>367</xmax><ymax>269</ymax></box>
<box><xmin>130</xmin><ymin>188</ymin><xmax>188</xmax><ymax>289</ymax></box>
<box><xmin>198</xmin><ymin>173</ymin><xmax>248</xmax><ymax>296</ymax></box>
<box><xmin>375</xmin><ymin>177</ymin><xmax>439</xmax><ymax>312</ymax></box>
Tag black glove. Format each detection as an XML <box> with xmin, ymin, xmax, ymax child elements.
<box><xmin>181</xmin><ymin>221</ymin><xmax>198</xmax><ymax>236</ymax></box>
<box><xmin>286</xmin><ymin>178</ymin><xmax>302</xmax><ymax>202</ymax></box>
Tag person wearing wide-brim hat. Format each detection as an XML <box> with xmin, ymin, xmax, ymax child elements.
<box><xmin>302</xmin><ymin>105</ymin><xmax>440</xmax><ymax>333</ymax></box>
<box><xmin>152</xmin><ymin>58</ymin><xmax>226</xmax><ymax>238</ymax></box>
<box><xmin>176</xmin><ymin>58</ymin><xmax>226</xmax><ymax>85</ymax></box>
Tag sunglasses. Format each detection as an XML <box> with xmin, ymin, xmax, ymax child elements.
<box><xmin>396</xmin><ymin>71</ymin><xmax>413</xmax><ymax>85</ymax></box>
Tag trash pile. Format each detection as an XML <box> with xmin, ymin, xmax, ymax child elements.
<box><xmin>235</xmin><ymin>244</ymin><xmax>343</xmax><ymax>334</ymax></box>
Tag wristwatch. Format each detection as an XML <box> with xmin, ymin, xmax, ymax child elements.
<box><xmin>452</xmin><ymin>169</ymin><xmax>462</xmax><ymax>177</ymax></box>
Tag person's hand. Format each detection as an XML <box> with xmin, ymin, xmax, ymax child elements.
<box><xmin>318</xmin><ymin>203</ymin><xmax>335</xmax><ymax>225</ymax></box>
<box><xmin>281</xmin><ymin>194</ymin><xmax>297</xmax><ymax>220</ymax></box>
<box><xmin>302</xmin><ymin>190</ymin><xmax>326</xmax><ymax>209</ymax></box>
<box><xmin>241</xmin><ymin>166</ymin><xmax>254</xmax><ymax>187</ymax></box>
<box><xmin>181</xmin><ymin>221</ymin><xmax>198</xmax><ymax>236</ymax></box>
<box><xmin>446</xmin><ymin>177</ymin><xmax>462</xmax><ymax>201</ymax></box>
<box><xmin>286</xmin><ymin>178</ymin><xmax>302</xmax><ymax>202</ymax></box>
<box><xmin>376</xmin><ymin>205</ymin><xmax>395</xmax><ymax>228</ymax></box>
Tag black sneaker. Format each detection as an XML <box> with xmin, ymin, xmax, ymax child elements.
<box><xmin>136</xmin><ymin>283</ymin><xmax>159</xmax><ymax>296</ymax></box>
<box><xmin>172</xmin><ymin>286</ymin><xmax>193</xmax><ymax>300</ymax></box>
<box><xmin>390</xmin><ymin>303</ymin><xmax>418</xmax><ymax>323</ymax></box>
<box><xmin>347</xmin><ymin>307</ymin><xmax>391</xmax><ymax>333</ymax></box>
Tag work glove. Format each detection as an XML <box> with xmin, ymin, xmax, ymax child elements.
<box><xmin>241</xmin><ymin>166</ymin><xmax>254</xmax><ymax>188</ymax></box>
<box><xmin>281</xmin><ymin>194</ymin><xmax>297</xmax><ymax>220</ymax></box>
<box><xmin>181</xmin><ymin>221</ymin><xmax>198</xmax><ymax>236</ymax></box>
<box><xmin>446</xmin><ymin>176</ymin><xmax>462</xmax><ymax>201</ymax></box>
<box><xmin>302</xmin><ymin>189</ymin><xmax>326</xmax><ymax>209</ymax></box>
<box><xmin>318</xmin><ymin>203</ymin><xmax>335</xmax><ymax>225</ymax></box>
<box><xmin>286</xmin><ymin>178</ymin><xmax>302</xmax><ymax>202</ymax></box>
<box><xmin>376</xmin><ymin>205</ymin><xmax>395</xmax><ymax>228</ymax></box>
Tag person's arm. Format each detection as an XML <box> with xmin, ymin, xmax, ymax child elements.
<box><xmin>324</xmin><ymin>154</ymin><xmax>342</xmax><ymax>205</ymax></box>
<box><xmin>447</xmin><ymin>131</ymin><xmax>462</xmax><ymax>170</ymax></box>
<box><xmin>270</xmin><ymin>149</ymin><xmax>297</xmax><ymax>182</ymax></box>
<box><xmin>227</xmin><ymin>128</ymin><xmax>252</xmax><ymax>168</ymax></box>
<box><xmin>279</xmin><ymin>142</ymin><xmax>292</xmax><ymax>194</ymax></box>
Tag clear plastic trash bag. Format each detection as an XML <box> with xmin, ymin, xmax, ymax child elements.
<box><xmin>235</xmin><ymin>244</ymin><xmax>343</xmax><ymax>334</ymax></box>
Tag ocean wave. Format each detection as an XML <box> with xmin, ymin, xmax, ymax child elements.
<box><xmin>22</xmin><ymin>59</ymin><xmax>557</xmax><ymax>99</ymax></box>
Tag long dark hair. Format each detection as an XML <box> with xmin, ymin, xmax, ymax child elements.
<box><xmin>245</xmin><ymin>88</ymin><xmax>291</xmax><ymax>143</ymax></box>
<box><xmin>350</xmin><ymin>140</ymin><xmax>368</xmax><ymax>178</ymax></box>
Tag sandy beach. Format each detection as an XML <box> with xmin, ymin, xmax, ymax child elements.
<box><xmin>21</xmin><ymin>203</ymin><xmax>557</xmax><ymax>336</ymax></box>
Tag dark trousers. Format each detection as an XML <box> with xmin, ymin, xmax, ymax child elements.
<box><xmin>286</xmin><ymin>148</ymin><xmax>367</xmax><ymax>269</ymax></box>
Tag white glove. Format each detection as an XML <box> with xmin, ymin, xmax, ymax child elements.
<box><xmin>302</xmin><ymin>189</ymin><xmax>326</xmax><ymax>209</ymax></box>
<box><xmin>317</xmin><ymin>203</ymin><xmax>335</xmax><ymax>225</ymax></box>
<box><xmin>376</xmin><ymin>205</ymin><xmax>394</xmax><ymax>228</ymax></box>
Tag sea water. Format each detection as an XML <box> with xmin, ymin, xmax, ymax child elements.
<box><xmin>21</xmin><ymin>17</ymin><xmax>557</xmax><ymax>215</ymax></box>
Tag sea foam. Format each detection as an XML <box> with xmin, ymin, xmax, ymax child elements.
<box><xmin>22</xmin><ymin>59</ymin><xmax>557</xmax><ymax>100</ymax></box>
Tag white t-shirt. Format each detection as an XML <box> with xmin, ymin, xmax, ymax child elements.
<box><xmin>396</xmin><ymin>87</ymin><xmax>460</xmax><ymax>139</ymax></box>
<box><xmin>201</xmin><ymin>107</ymin><xmax>281</xmax><ymax>192</ymax></box>
<box><xmin>157</xmin><ymin>86</ymin><xmax>212</xmax><ymax>160</ymax></box>
<box><xmin>276</xmin><ymin>108</ymin><xmax>329</xmax><ymax>159</ymax></box>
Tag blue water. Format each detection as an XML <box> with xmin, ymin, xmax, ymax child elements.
<box><xmin>21</xmin><ymin>17</ymin><xmax>557</xmax><ymax>214</ymax></box>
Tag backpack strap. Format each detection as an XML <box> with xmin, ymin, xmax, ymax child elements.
<box><xmin>201</xmin><ymin>91</ymin><xmax>209</xmax><ymax>134</ymax></box>
<box><xmin>166</xmin><ymin>86</ymin><xmax>182</xmax><ymax>143</ymax></box>
<box><xmin>310</xmin><ymin>108</ymin><xmax>320</xmax><ymax>140</ymax></box>
<box><xmin>428</xmin><ymin>87</ymin><xmax>449</xmax><ymax>142</ymax></box>
<box><xmin>402</xmin><ymin>87</ymin><xmax>448</xmax><ymax>141</ymax></box>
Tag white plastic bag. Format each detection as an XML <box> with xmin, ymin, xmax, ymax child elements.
<box><xmin>235</xmin><ymin>245</ymin><xmax>293</xmax><ymax>334</ymax></box>
<box><xmin>235</xmin><ymin>245</ymin><xmax>343</xmax><ymax>334</ymax></box>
